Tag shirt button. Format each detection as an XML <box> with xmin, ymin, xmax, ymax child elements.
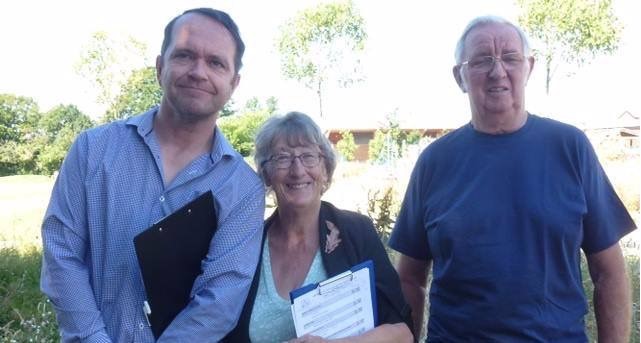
<box><xmin>139</xmin><ymin>322</ymin><xmax>144</xmax><ymax>330</ymax></box>
<box><xmin>159</xmin><ymin>195</ymin><xmax>165</xmax><ymax>202</ymax></box>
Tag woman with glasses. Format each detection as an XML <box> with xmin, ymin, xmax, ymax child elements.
<box><xmin>224</xmin><ymin>112</ymin><xmax>413</xmax><ymax>342</ymax></box>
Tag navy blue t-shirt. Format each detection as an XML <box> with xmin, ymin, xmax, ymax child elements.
<box><xmin>389</xmin><ymin>114</ymin><xmax>636</xmax><ymax>342</ymax></box>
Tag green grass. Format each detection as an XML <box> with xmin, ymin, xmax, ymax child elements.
<box><xmin>0</xmin><ymin>248</ymin><xmax>59</xmax><ymax>342</ymax></box>
<box><xmin>0</xmin><ymin>175</ymin><xmax>59</xmax><ymax>341</ymax></box>
<box><xmin>0</xmin><ymin>175</ymin><xmax>53</xmax><ymax>253</ymax></box>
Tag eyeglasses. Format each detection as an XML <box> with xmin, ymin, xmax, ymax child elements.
<box><xmin>267</xmin><ymin>153</ymin><xmax>324</xmax><ymax>169</ymax></box>
<box><xmin>460</xmin><ymin>52</ymin><xmax>526</xmax><ymax>73</ymax></box>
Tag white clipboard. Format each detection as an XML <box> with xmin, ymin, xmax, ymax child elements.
<box><xmin>289</xmin><ymin>260</ymin><xmax>377</xmax><ymax>339</ymax></box>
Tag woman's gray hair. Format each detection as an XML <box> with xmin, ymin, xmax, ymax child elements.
<box><xmin>254</xmin><ymin>111</ymin><xmax>337</xmax><ymax>189</ymax></box>
<box><xmin>454</xmin><ymin>15</ymin><xmax>531</xmax><ymax>64</ymax></box>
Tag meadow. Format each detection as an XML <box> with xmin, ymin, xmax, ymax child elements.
<box><xmin>0</xmin><ymin>137</ymin><xmax>638</xmax><ymax>341</ymax></box>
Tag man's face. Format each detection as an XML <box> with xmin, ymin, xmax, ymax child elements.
<box><xmin>453</xmin><ymin>22</ymin><xmax>534</xmax><ymax>132</ymax></box>
<box><xmin>156</xmin><ymin>13</ymin><xmax>240</xmax><ymax>123</ymax></box>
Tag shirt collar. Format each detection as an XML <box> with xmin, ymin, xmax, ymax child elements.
<box><xmin>126</xmin><ymin>106</ymin><xmax>157</xmax><ymax>137</ymax></box>
<box><xmin>210</xmin><ymin>125</ymin><xmax>237</xmax><ymax>163</ymax></box>
<box><xmin>126</xmin><ymin>106</ymin><xmax>237</xmax><ymax>163</ymax></box>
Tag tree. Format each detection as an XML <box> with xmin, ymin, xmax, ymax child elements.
<box><xmin>0</xmin><ymin>94</ymin><xmax>40</xmax><ymax>143</ymax></box>
<box><xmin>0</xmin><ymin>94</ymin><xmax>40</xmax><ymax>175</ymax></box>
<box><xmin>217</xmin><ymin>97</ymin><xmax>277</xmax><ymax>157</ymax></box>
<box><xmin>75</xmin><ymin>31</ymin><xmax>149</xmax><ymax>108</ymax></box>
<box><xmin>336</xmin><ymin>130</ymin><xmax>357</xmax><ymax>161</ymax></box>
<box><xmin>103</xmin><ymin>67</ymin><xmax>162</xmax><ymax>123</ymax></box>
<box><xmin>35</xmin><ymin>105</ymin><xmax>93</xmax><ymax>174</ymax></box>
<box><xmin>517</xmin><ymin>0</ymin><xmax>622</xmax><ymax>94</ymax></box>
<box><xmin>276</xmin><ymin>0</ymin><xmax>366</xmax><ymax>117</ymax></box>
<box><xmin>218</xmin><ymin>111</ymin><xmax>270</xmax><ymax>157</ymax></box>
<box><xmin>242</xmin><ymin>96</ymin><xmax>279</xmax><ymax>115</ymax></box>
<box><xmin>220</xmin><ymin>99</ymin><xmax>237</xmax><ymax>118</ymax></box>
<box><xmin>39</xmin><ymin>104</ymin><xmax>93</xmax><ymax>142</ymax></box>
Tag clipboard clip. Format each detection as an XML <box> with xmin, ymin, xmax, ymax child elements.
<box><xmin>318</xmin><ymin>270</ymin><xmax>353</xmax><ymax>295</ymax></box>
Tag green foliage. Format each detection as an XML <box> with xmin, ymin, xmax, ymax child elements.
<box><xmin>35</xmin><ymin>105</ymin><xmax>93</xmax><ymax>175</ymax></box>
<box><xmin>0</xmin><ymin>248</ymin><xmax>59</xmax><ymax>341</ymax></box>
<box><xmin>220</xmin><ymin>99</ymin><xmax>237</xmax><ymax>118</ymax></box>
<box><xmin>0</xmin><ymin>94</ymin><xmax>40</xmax><ymax>143</ymax></box>
<box><xmin>517</xmin><ymin>0</ymin><xmax>622</xmax><ymax>94</ymax></box>
<box><xmin>39</xmin><ymin>105</ymin><xmax>93</xmax><ymax>141</ymax></box>
<box><xmin>368</xmin><ymin>129</ymin><xmax>386</xmax><ymax>162</ymax></box>
<box><xmin>0</xmin><ymin>142</ymin><xmax>37</xmax><ymax>176</ymax></box>
<box><xmin>218</xmin><ymin>97</ymin><xmax>278</xmax><ymax>157</ymax></box>
<box><xmin>0</xmin><ymin>99</ymin><xmax>93</xmax><ymax>176</ymax></box>
<box><xmin>218</xmin><ymin>97</ymin><xmax>278</xmax><ymax>156</ymax></box>
<box><xmin>368</xmin><ymin>110</ymin><xmax>423</xmax><ymax>163</ymax></box>
<box><xmin>0</xmin><ymin>95</ymin><xmax>41</xmax><ymax>175</ymax></box>
<box><xmin>276</xmin><ymin>0</ymin><xmax>367</xmax><ymax>116</ymax></box>
<box><xmin>265</xmin><ymin>96</ymin><xmax>279</xmax><ymax>115</ymax></box>
<box><xmin>405</xmin><ymin>129</ymin><xmax>423</xmax><ymax>146</ymax></box>
<box><xmin>75</xmin><ymin>31</ymin><xmax>149</xmax><ymax>106</ymax></box>
<box><xmin>103</xmin><ymin>67</ymin><xmax>162</xmax><ymax>123</ymax></box>
<box><xmin>219</xmin><ymin>111</ymin><xmax>270</xmax><ymax>157</ymax></box>
<box><xmin>335</xmin><ymin>130</ymin><xmax>357</xmax><ymax>161</ymax></box>
<box><xmin>365</xmin><ymin>186</ymin><xmax>398</xmax><ymax>245</ymax></box>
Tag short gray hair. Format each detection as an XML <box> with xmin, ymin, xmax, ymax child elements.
<box><xmin>254</xmin><ymin>111</ymin><xmax>337</xmax><ymax>189</ymax></box>
<box><xmin>454</xmin><ymin>15</ymin><xmax>531</xmax><ymax>64</ymax></box>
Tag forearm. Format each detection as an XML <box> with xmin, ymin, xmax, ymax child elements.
<box><xmin>291</xmin><ymin>323</ymin><xmax>413</xmax><ymax>343</ymax></box>
<box><xmin>340</xmin><ymin>323</ymin><xmax>413</xmax><ymax>343</ymax></box>
<box><xmin>158</xmin><ymin>186</ymin><xmax>265</xmax><ymax>341</ymax></box>
<box><xmin>395</xmin><ymin>254</ymin><xmax>429</xmax><ymax>339</ymax></box>
<box><xmin>587</xmin><ymin>243</ymin><xmax>632</xmax><ymax>343</ymax></box>
<box><xmin>593</xmin><ymin>271</ymin><xmax>631</xmax><ymax>342</ymax></box>
<box><xmin>402</xmin><ymin>281</ymin><xmax>426</xmax><ymax>338</ymax></box>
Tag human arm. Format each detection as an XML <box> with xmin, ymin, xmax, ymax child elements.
<box><xmin>157</xmin><ymin>179</ymin><xmax>265</xmax><ymax>342</ymax></box>
<box><xmin>40</xmin><ymin>133</ymin><xmax>113</xmax><ymax>343</ymax></box>
<box><xmin>586</xmin><ymin>242</ymin><xmax>631</xmax><ymax>343</ymax></box>
<box><xmin>396</xmin><ymin>254</ymin><xmax>431</xmax><ymax>339</ymax></box>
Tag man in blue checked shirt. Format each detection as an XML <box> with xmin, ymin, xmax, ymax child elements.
<box><xmin>40</xmin><ymin>8</ymin><xmax>265</xmax><ymax>342</ymax></box>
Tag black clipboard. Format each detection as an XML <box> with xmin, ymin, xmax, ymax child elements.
<box><xmin>133</xmin><ymin>190</ymin><xmax>217</xmax><ymax>339</ymax></box>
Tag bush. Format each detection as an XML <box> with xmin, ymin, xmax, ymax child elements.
<box><xmin>364</xmin><ymin>185</ymin><xmax>400</xmax><ymax>261</ymax></box>
<box><xmin>368</xmin><ymin>130</ymin><xmax>387</xmax><ymax>162</ymax></box>
<box><xmin>218</xmin><ymin>111</ymin><xmax>270</xmax><ymax>157</ymax></box>
<box><xmin>336</xmin><ymin>130</ymin><xmax>357</xmax><ymax>161</ymax></box>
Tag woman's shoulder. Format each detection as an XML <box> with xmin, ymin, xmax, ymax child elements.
<box><xmin>321</xmin><ymin>201</ymin><xmax>372</xmax><ymax>227</ymax></box>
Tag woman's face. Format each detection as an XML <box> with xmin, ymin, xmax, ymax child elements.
<box><xmin>265</xmin><ymin>138</ymin><xmax>327</xmax><ymax>211</ymax></box>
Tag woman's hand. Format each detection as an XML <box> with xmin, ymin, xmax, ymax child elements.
<box><xmin>288</xmin><ymin>334</ymin><xmax>331</xmax><ymax>343</ymax></box>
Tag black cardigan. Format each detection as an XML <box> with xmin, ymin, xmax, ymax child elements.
<box><xmin>223</xmin><ymin>201</ymin><xmax>413</xmax><ymax>342</ymax></box>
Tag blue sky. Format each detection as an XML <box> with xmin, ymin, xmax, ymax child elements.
<box><xmin>0</xmin><ymin>0</ymin><xmax>638</xmax><ymax>129</ymax></box>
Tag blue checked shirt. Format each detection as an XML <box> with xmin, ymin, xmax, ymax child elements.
<box><xmin>41</xmin><ymin>107</ymin><xmax>265</xmax><ymax>342</ymax></box>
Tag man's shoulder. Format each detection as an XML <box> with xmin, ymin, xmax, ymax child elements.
<box><xmin>415</xmin><ymin>124</ymin><xmax>470</xmax><ymax>165</ymax></box>
<box><xmin>530</xmin><ymin>114</ymin><xmax>585</xmax><ymax>137</ymax></box>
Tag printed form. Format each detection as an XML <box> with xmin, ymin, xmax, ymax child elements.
<box><xmin>290</xmin><ymin>261</ymin><xmax>376</xmax><ymax>339</ymax></box>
